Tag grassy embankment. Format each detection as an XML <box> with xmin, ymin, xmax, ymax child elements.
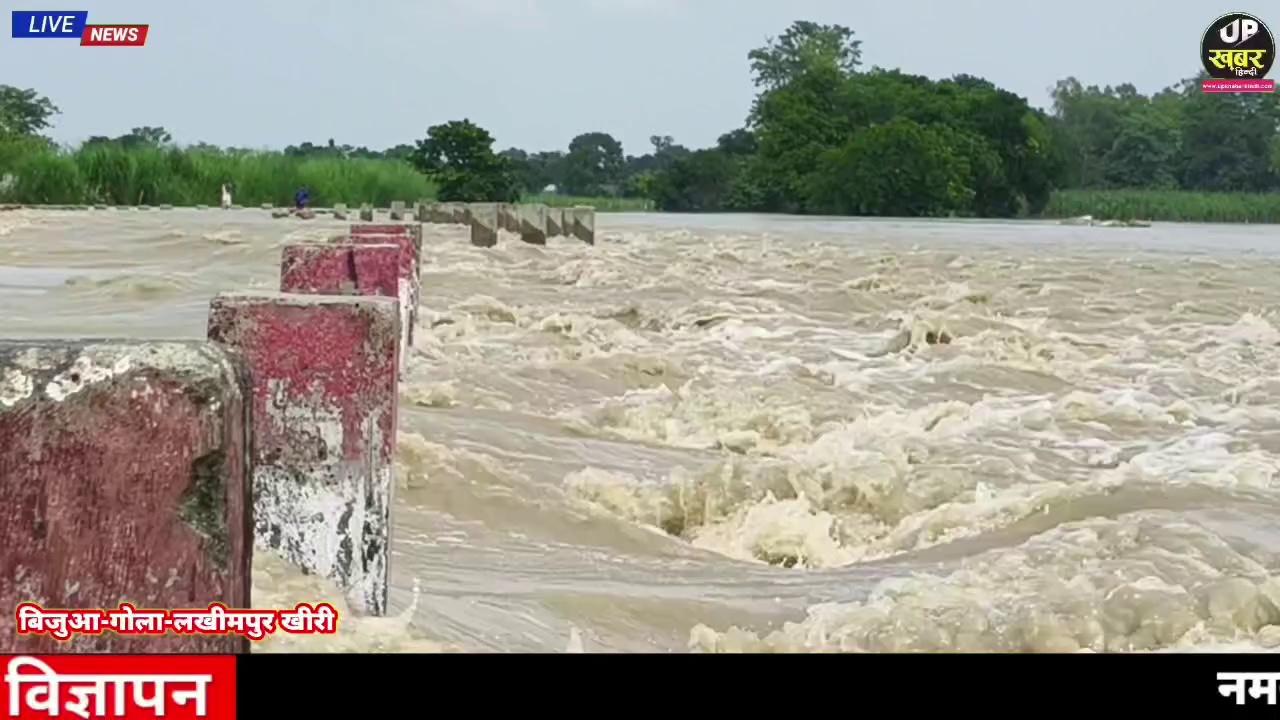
<box><xmin>0</xmin><ymin>142</ymin><xmax>655</xmax><ymax>211</ymax></box>
<box><xmin>1043</xmin><ymin>189</ymin><xmax>1280</xmax><ymax>224</ymax></box>
<box><xmin>0</xmin><ymin>142</ymin><xmax>436</xmax><ymax>207</ymax></box>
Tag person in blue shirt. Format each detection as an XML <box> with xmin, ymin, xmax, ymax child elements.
<box><xmin>294</xmin><ymin>186</ymin><xmax>311</xmax><ymax>210</ymax></box>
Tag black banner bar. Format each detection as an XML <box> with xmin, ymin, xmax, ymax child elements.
<box><xmin>236</xmin><ymin>653</ymin><xmax>1280</xmax><ymax>716</ymax></box>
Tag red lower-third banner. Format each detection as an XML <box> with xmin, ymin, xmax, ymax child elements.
<box><xmin>0</xmin><ymin>654</ymin><xmax>236</xmax><ymax>719</ymax></box>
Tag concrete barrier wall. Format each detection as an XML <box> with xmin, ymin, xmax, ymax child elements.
<box><xmin>414</xmin><ymin>202</ymin><xmax>594</xmax><ymax>246</ymax></box>
<box><xmin>0</xmin><ymin>341</ymin><xmax>251</xmax><ymax>653</ymax></box>
<box><xmin>18</xmin><ymin>202</ymin><xmax>598</xmax><ymax>245</ymax></box>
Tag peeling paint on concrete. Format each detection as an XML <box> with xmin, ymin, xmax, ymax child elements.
<box><xmin>207</xmin><ymin>292</ymin><xmax>398</xmax><ymax>616</ymax></box>
<box><xmin>44</xmin><ymin>354</ymin><xmax>132</xmax><ymax>401</ymax></box>
<box><xmin>0</xmin><ymin>368</ymin><xmax>32</xmax><ymax>407</ymax></box>
<box><xmin>0</xmin><ymin>340</ymin><xmax>251</xmax><ymax>653</ymax></box>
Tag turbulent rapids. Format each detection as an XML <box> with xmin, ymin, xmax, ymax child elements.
<box><xmin>3</xmin><ymin>209</ymin><xmax>1280</xmax><ymax>653</ymax></box>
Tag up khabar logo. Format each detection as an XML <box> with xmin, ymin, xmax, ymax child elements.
<box><xmin>1201</xmin><ymin>12</ymin><xmax>1275</xmax><ymax>93</ymax></box>
<box><xmin>10</xmin><ymin>11</ymin><xmax>149</xmax><ymax>46</ymax></box>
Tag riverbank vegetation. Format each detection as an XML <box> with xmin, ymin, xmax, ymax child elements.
<box><xmin>1045</xmin><ymin>189</ymin><xmax>1280</xmax><ymax>224</ymax></box>
<box><xmin>0</xmin><ymin>19</ymin><xmax>1277</xmax><ymax>221</ymax></box>
<box><xmin>0</xmin><ymin>134</ymin><xmax>433</xmax><ymax>207</ymax></box>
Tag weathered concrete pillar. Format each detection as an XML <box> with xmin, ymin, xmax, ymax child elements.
<box><xmin>570</xmin><ymin>206</ymin><xmax>596</xmax><ymax>245</ymax></box>
<box><xmin>469</xmin><ymin>204</ymin><xmax>499</xmax><ymax>247</ymax></box>
<box><xmin>499</xmin><ymin>202</ymin><xmax>519</xmax><ymax>229</ymax></box>
<box><xmin>333</xmin><ymin>203</ymin><xmax>348</xmax><ymax>221</ymax></box>
<box><xmin>389</xmin><ymin>201</ymin><xmax>406</xmax><ymax>221</ymax></box>
<box><xmin>348</xmin><ymin>224</ymin><xmax>422</xmax><ymax>355</ymax></box>
<box><xmin>519</xmin><ymin>204</ymin><xmax>548</xmax><ymax>245</ymax></box>
<box><xmin>547</xmin><ymin>207</ymin><xmax>564</xmax><ymax>236</ymax></box>
<box><xmin>280</xmin><ymin>243</ymin><xmax>409</xmax><ymax>370</ymax></box>
<box><xmin>0</xmin><ymin>340</ymin><xmax>251</xmax><ymax>653</ymax></box>
<box><xmin>207</xmin><ymin>292</ymin><xmax>398</xmax><ymax>616</ymax></box>
<box><xmin>359</xmin><ymin>203</ymin><xmax>374</xmax><ymax>222</ymax></box>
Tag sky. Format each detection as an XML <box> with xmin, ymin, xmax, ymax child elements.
<box><xmin>0</xmin><ymin>0</ymin><xmax>1249</xmax><ymax>155</ymax></box>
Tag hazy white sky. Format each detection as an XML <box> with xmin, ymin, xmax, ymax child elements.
<box><xmin>0</xmin><ymin>0</ymin><xmax>1245</xmax><ymax>155</ymax></box>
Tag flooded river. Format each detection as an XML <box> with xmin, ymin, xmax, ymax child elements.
<box><xmin>3</xmin><ymin>208</ymin><xmax>1280</xmax><ymax>653</ymax></box>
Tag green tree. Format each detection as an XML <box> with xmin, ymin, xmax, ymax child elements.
<box><xmin>750</xmin><ymin>61</ymin><xmax>849</xmax><ymax>212</ymax></box>
<box><xmin>1101</xmin><ymin>108</ymin><xmax>1180</xmax><ymax>189</ymax></box>
<box><xmin>807</xmin><ymin>119</ymin><xmax>972</xmax><ymax>217</ymax></box>
<box><xmin>1177</xmin><ymin>83</ymin><xmax>1279</xmax><ymax>191</ymax></box>
<box><xmin>1050</xmin><ymin>78</ymin><xmax>1147</xmax><ymax>187</ymax></box>
<box><xmin>649</xmin><ymin>149</ymin><xmax>741</xmax><ymax>211</ymax></box>
<box><xmin>0</xmin><ymin>85</ymin><xmax>59</xmax><ymax>138</ymax></box>
<box><xmin>748</xmin><ymin>21</ymin><xmax>862</xmax><ymax>91</ymax></box>
<box><xmin>716</xmin><ymin>129</ymin><xmax>758</xmax><ymax>156</ymax></box>
<box><xmin>564</xmin><ymin>132</ymin><xmax>624</xmax><ymax>195</ymax></box>
<box><xmin>382</xmin><ymin>144</ymin><xmax>415</xmax><ymax>161</ymax></box>
<box><xmin>409</xmin><ymin>119</ymin><xmax>517</xmax><ymax>202</ymax></box>
<box><xmin>118</xmin><ymin>126</ymin><xmax>172</xmax><ymax>148</ymax></box>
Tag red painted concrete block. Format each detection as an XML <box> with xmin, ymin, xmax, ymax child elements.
<box><xmin>207</xmin><ymin>292</ymin><xmax>398</xmax><ymax>616</ymax></box>
<box><xmin>349</xmin><ymin>224</ymin><xmax>421</xmax><ymax>273</ymax></box>
<box><xmin>0</xmin><ymin>340</ymin><xmax>251</xmax><ymax>653</ymax></box>
<box><xmin>346</xmin><ymin>226</ymin><xmax>421</xmax><ymax>360</ymax></box>
<box><xmin>280</xmin><ymin>242</ymin><xmax>409</xmax><ymax>370</ymax></box>
<box><xmin>281</xmin><ymin>242</ymin><xmax>400</xmax><ymax>297</ymax></box>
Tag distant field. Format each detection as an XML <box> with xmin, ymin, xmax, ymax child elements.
<box><xmin>1043</xmin><ymin>189</ymin><xmax>1280</xmax><ymax>224</ymax></box>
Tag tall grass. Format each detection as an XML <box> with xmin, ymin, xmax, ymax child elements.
<box><xmin>0</xmin><ymin>142</ymin><xmax>435</xmax><ymax>206</ymax></box>
<box><xmin>523</xmin><ymin>193</ymin><xmax>653</xmax><ymax>212</ymax></box>
<box><xmin>1044</xmin><ymin>189</ymin><xmax>1280</xmax><ymax>223</ymax></box>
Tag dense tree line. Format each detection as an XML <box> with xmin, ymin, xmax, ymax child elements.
<box><xmin>417</xmin><ymin>21</ymin><xmax>1280</xmax><ymax>214</ymax></box>
<box><xmin>2</xmin><ymin>19</ymin><xmax>1278</xmax><ymax>216</ymax></box>
<box><xmin>640</xmin><ymin>22</ymin><xmax>1280</xmax><ymax>216</ymax></box>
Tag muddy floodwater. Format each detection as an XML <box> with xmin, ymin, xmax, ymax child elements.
<box><xmin>3</xmin><ymin>208</ymin><xmax>1280</xmax><ymax>653</ymax></box>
